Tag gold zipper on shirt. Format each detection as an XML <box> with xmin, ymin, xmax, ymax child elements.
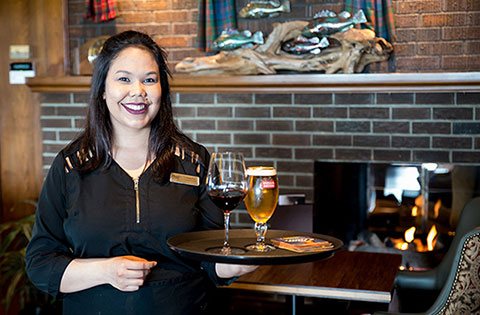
<box><xmin>133</xmin><ymin>177</ymin><xmax>140</xmax><ymax>223</ymax></box>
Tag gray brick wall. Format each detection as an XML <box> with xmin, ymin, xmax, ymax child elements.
<box><xmin>39</xmin><ymin>91</ymin><xmax>480</xmax><ymax>226</ymax></box>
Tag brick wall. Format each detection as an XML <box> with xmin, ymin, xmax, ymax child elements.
<box><xmin>39</xmin><ymin>90</ymin><xmax>480</xmax><ymax>226</ymax></box>
<box><xmin>67</xmin><ymin>0</ymin><xmax>480</xmax><ymax>73</ymax></box>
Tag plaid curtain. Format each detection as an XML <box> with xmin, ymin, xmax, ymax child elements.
<box><xmin>85</xmin><ymin>0</ymin><xmax>117</xmax><ymax>23</ymax></box>
<box><xmin>345</xmin><ymin>0</ymin><xmax>396</xmax><ymax>42</ymax></box>
<box><xmin>197</xmin><ymin>0</ymin><xmax>237</xmax><ymax>52</ymax></box>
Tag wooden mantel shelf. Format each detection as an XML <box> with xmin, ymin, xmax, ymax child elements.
<box><xmin>27</xmin><ymin>72</ymin><xmax>480</xmax><ymax>93</ymax></box>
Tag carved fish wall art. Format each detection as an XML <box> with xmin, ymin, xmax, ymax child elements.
<box><xmin>212</xmin><ymin>29</ymin><xmax>264</xmax><ymax>51</ymax></box>
<box><xmin>281</xmin><ymin>36</ymin><xmax>330</xmax><ymax>55</ymax></box>
<box><xmin>302</xmin><ymin>10</ymin><xmax>367</xmax><ymax>37</ymax></box>
<box><xmin>239</xmin><ymin>0</ymin><xmax>291</xmax><ymax>19</ymax></box>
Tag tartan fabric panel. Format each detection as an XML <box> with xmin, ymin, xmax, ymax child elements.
<box><xmin>345</xmin><ymin>0</ymin><xmax>396</xmax><ymax>42</ymax></box>
<box><xmin>85</xmin><ymin>0</ymin><xmax>117</xmax><ymax>23</ymax></box>
<box><xmin>197</xmin><ymin>0</ymin><xmax>237</xmax><ymax>52</ymax></box>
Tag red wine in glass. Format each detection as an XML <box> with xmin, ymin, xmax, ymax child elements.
<box><xmin>208</xmin><ymin>189</ymin><xmax>246</xmax><ymax>213</ymax></box>
<box><xmin>206</xmin><ymin>152</ymin><xmax>248</xmax><ymax>255</ymax></box>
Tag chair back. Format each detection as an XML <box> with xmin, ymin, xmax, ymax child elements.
<box><xmin>426</xmin><ymin>226</ymin><xmax>480</xmax><ymax>314</ymax></box>
<box><xmin>435</xmin><ymin>197</ymin><xmax>480</xmax><ymax>288</ymax></box>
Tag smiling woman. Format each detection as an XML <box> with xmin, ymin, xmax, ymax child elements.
<box><xmin>103</xmin><ymin>46</ymin><xmax>163</xmax><ymax>177</ymax></box>
<box><xmin>24</xmin><ymin>30</ymin><xmax>257</xmax><ymax>315</ymax></box>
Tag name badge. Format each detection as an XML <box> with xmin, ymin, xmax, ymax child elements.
<box><xmin>170</xmin><ymin>172</ymin><xmax>199</xmax><ymax>187</ymax></box>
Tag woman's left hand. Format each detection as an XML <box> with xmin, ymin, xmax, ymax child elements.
<box><xmin>215</xmin><ymin>263</ymin><xmax>258</xmax><ymax>278</ymax></box>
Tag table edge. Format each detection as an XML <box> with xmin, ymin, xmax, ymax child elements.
<box><xmin>221</xmin><ymin>282</ymin><xmax>392</xmax><ymax>304</ymax></box>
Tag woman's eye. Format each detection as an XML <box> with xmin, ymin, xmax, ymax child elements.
<box><xmin>144</xmin><ymin>78</ymin><xmax>158</xmax><ymax>84</ymax></box>
<box><xmin>118</xmin><ymin>77</ymin><xmax>130</xmax><ymax>82</ymax></box>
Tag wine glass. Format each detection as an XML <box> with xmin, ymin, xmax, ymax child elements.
<box><xmin>206</xmin><ymin>152</ymin><xmax>248</xmax><ymax>255</ymax></box>
<box><xmin>245</xmin><ymin>166</ymin><xmax>279</xmax><ymax>252</ymax></box>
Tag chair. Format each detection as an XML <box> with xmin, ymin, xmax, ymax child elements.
<box><xmin>390</xmin><ymin>196</ymin><xmax>480</xmax><ymax>312</ymax></box>
<box><xmin>375</xmin><ymin>226</ymin><xmax>480</xmax><ymax>315</ymax></box>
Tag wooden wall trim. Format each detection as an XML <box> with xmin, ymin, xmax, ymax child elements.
<box><xmin>27</xmin><ymin>72</ymin><xmax>480</xmax><ymax>94</ymax></box>
<box><xmin>0</xmin><ymin>0</ymin><xmax>65</xmax><ymax>221</ymax></box>
<box><xmin>27</xmin><ymin>76</ymin><xmax>92</xmax><ymax>93</ymax></box>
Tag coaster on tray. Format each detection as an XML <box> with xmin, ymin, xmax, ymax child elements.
<box><xmin>271</xmin><ymin>236</ymin><xmax>334</xmax><ymax>253</ymax></box>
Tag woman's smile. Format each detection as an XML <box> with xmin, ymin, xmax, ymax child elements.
<box><xmin>121</xmin><ymin>102</ymin><xmax>150</xmax><ymax>115</ymax></box>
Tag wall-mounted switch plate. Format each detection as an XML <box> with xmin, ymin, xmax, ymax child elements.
<box><xmin>9</xmin><ymin>62</ymin><xmax>35</xmax><ymax>84</ymax></box>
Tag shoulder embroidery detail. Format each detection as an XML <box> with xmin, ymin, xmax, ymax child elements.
<box><xmin>63</xmin><ymin>150</ymin><xmax>93</xmax><ymax>174</ymax></box>
<box><xmin>64</xmin><ymin>156</ymin><xmax>73</xmax><ymax>173</ymax></box>
<box><xmin>173</xmin><ymin>145</ymin><xmax>204</xmax><ymax>174</ymax></box>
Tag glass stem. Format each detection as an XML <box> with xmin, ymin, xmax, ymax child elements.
<box><xmin>223</xmin><ymin>211</ymin><xmax>231</xmax><ymax>248</ymax></box>
<box><xmin>254</xmin><ymin>222</ymin><xmax>268</xmax><ymax>246</ymax></box>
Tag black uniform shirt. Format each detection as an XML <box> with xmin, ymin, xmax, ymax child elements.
<box><xmin>26</xmin><ymin>143</ymin><xmax>226</xmax><ymax>314</ymax></box>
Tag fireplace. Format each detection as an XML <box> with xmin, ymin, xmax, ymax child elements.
<box><xmin>313</xmin><ymin>161</ymin><xmax>480</xmax><ymax>268</ymax></box>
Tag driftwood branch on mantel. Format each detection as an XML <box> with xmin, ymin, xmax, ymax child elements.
<box><xmin>175</xmin><ymin>21</ymin><xmax>393</xmax><ymax>75</ymax></box>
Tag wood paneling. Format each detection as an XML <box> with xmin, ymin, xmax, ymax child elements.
<box><xmin>0</xmin><ymin>0</ymin><xmax>65</xmax><ymax>222</ymax></box>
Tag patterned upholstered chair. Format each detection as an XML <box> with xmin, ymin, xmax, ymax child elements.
<box><xmin>375</xmin><ymin>226</ymin><xmax>480</xmax><ymax>315</ymax></box>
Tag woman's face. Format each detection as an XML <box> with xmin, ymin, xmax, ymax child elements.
<box><xmin>104</xmin><ymin>46</ymin><xmax>162</xmax><ymax>134</ymax></box>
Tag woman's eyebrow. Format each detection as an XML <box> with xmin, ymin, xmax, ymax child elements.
<box><xmin>114</xmin><ymin>70</ymin><xmax>158</xmax><ymax>76</ymax></box>
<box><xmin>114</xmin><ymin>70</ymin><xmax>131</xmax><ymax>75</ymax></box>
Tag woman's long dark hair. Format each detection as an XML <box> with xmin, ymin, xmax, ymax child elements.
<box><xmin>65</xmin><ymin>30</ymin><xmax>192</xmax><ymax>180</ymax></box>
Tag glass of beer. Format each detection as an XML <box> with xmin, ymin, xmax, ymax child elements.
<box><xmin>245</xmin><ymin>166</ymin><xmax>279</xmax><ymax>252</ymax></box>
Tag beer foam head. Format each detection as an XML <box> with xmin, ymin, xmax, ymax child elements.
<box><xmin>246</xmin><ymin>166</ymin><xmax>277</xmax><ymax>176</ymax></box>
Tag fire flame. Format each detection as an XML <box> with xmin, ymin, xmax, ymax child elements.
<box><xmin>404</xmin><ymin>226</ymin><xmax>416</xmax><ymax>243</ymax></box>
<box><xmin>411</xmin><ymin>206</ymin><xmax>419</xmax><ymax>217</ymax></box>
<box><xmin>427</xmin><ymin>224</ymin><xmax>438</xmax><ymax>251</ymax></box>
<box><xmin>412</xmin><ymin>195</ymin><xmax>424</xmax><ymax>216</ymax></box>
<box><xmin>399</xmin><ymin>242</ymin><xmax>408</xmax><ymax>250</ymax></box>
<box><xmin>433</xmin><ymin>199</ymin><xmax>441</xmax><ymax>219</ymax></box>
<box><xmin>415</xmin><ymin>195</ymin><xmax>423</xmax><ymax>207</ymax></box>
<box><xmin>391</xmin><ymin>225</ymin><xmax>438</xmax><ymax>252</ymax></box>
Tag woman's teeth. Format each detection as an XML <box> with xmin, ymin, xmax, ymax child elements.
<box><xmin>122</xmin><ymin>102</ymin><xmax>149</xmax><ymax>114</ymax></box>
<box><xmin>124</xmin><ymin>103</ymin><xmax>146</xmax><ymax>111</ymax></box>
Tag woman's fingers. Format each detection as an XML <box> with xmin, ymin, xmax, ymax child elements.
<box><xmin>108</xmin><ymin>256</ymin><xmax>157</xmax><ymax>291</ymax></box>
<box><xmin>121</xmin><ymin>256</ymin><xmax>157</xmax><ymax>271</ymax></box>
<box><xmin>117</xmin><ymin>268</ymin><xmax>148</xmax><ymax>279</ymax></box>
<box><xmin>241</xmin><ymin>265</ymin><xmax>259</xmax><ymax>273</ymax></box>
<box><xmin>215</xmin><ymin>263</ymin><xmax>259</xmax><ymax>278</ymax></box>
